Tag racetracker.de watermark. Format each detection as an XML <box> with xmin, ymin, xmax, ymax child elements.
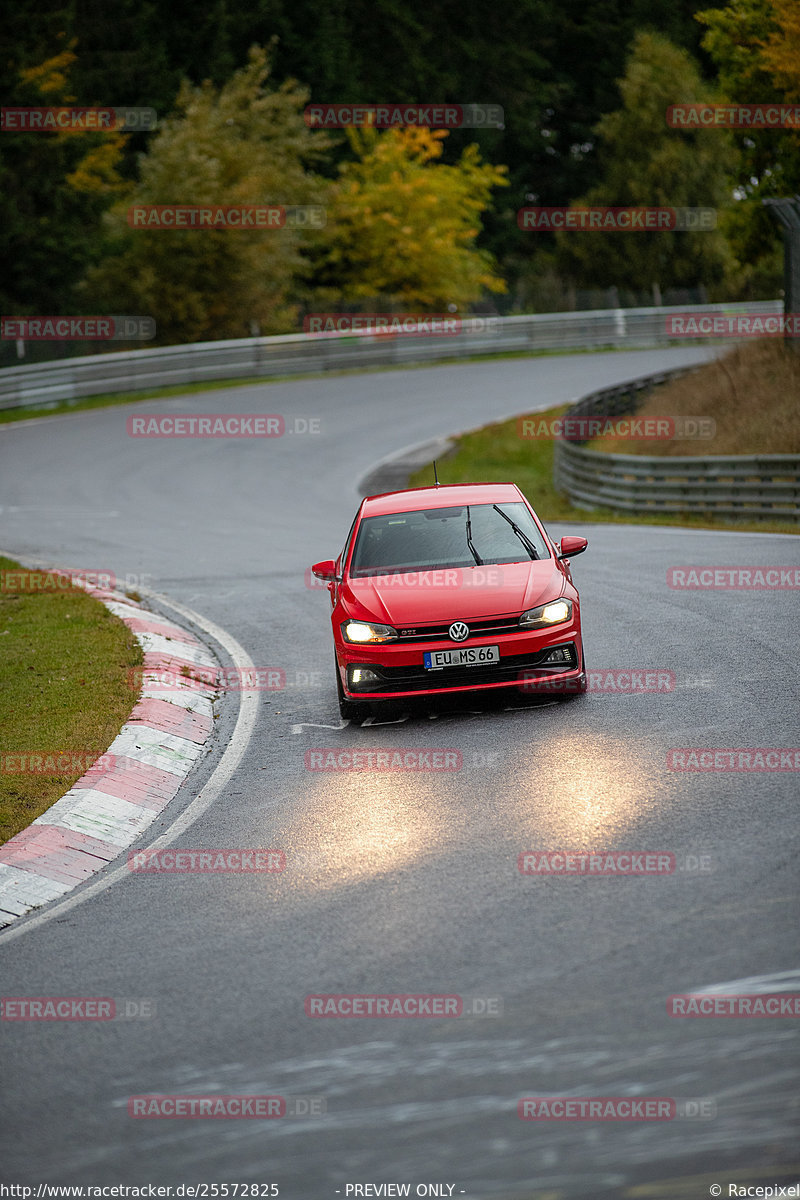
<box><xmin>304</xmin><ymin>994</ymin><xmax>501</xmax><ymax>1017</ymax></box>
<box><xmin>128</xmin><ymin>1095</ymin><xmax>324</xmax><ymax>1118</ymax></box>
<box><xmin>1</xmin><ymin>106</ymin><xmax>156</xmax><ymax>132</ymax></box>
<box><xmin>518</xmin><ymin>415</ymin><xmax>714</xmax><ymax>441</ymax></box>
<box><xmin>518</xmin><ymin>1097</ymin><xmax>716</xmax><ymax>1120</ymax></box>
<box><xmin>1</xmin><ymin>997</ymin><xmax>155</xmax><ymax>1020</ymax></box>
<box><xmin>521</xmin><ymin>669</ymin><xmax>675</xmax><ymax>694</ymax></box>
<box><xmin>517</xmin><ymin>207</ymin><xmax>716</xmax><ymax>231</ymax></box>
<box><xmin>305</xmin><ymin>749</ymin><xmax>462</xmax><ymax>771</ymax></box>
<box><xmin>667</xmin><ymin>103</ymin><xmax>800</xmax><ymax>128</ymax></box>
<box><xmin>125</xmin><ymin>415</ymin><xmax>321</xmax><ymax>437</ymax></box>
<box><xmin>0</xmin><ymin>568</ymin><xmax>117</xmax><ymax>592</ymax></box>
<box><xmin>1</xmin><ymin>316</ymin><xmax>155</xmax><ymax>340</ymax></box>
<box><xmin>303</xmin><ymin>313</ymin><xmax>499</xmax><ymax>336</ymax></box>
<box><xmin>304</xmin><ymin>567</ymin><xmax>506</xmax><ymax>590</ymax></box>
<box><xmin>518</xmin><ymin>850</ymin><xmax>714</xmax><ymax>875</ymax></box>
<box><xmin>127</xmin><ymin>667</ymin><xmax>286</xmax><ymax>692</ymax></box>
<box><xmin>127</xmin><ymin>849</ymin><xmax>286</xmax><ymax>873</ymax></box>
<box><xmin>668</xmin><ymin>993</ymin><xmax>800</xmax><ymax>1017</ymax></box>
<box><xmin>126</xmin><ymin>205</ymin><xmax>325</xmax><ymax>229</ymax></box>
<box><xmin>666</xmin><ymin>312</ymin><xmax>800</xmax><ymax>337</ymax></box>
<box><xmin>0</xmin><ymin>752</ymin><xmax>115</xmax><ymax>776</ymax></box>
<box><xmin>667</xmin><ymin>566</ymin><xmax>800</xmax><ymax>589</ymax></box>
<box><xmin>667</xmin><ymin>749</ymin><xmax>800</xmax><ymax>771</ymax></box>
<box><xmin>518</xmin><ymin>851</ymin><xmax>676</xmax><ymax>875</ymax></box>
<box><xmin>304</xmin><ymin>103</ymin><xmax>504</xmax><ymax>128</ymax></box>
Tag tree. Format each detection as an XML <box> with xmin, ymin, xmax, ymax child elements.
<box><xmin>696</xmin><ymin>0</ymin><xmax>800</xmax><ymax>293</ymax></box>
<box><xmin>314</xmin><ymin>126</ymin><xmax>508</xmax><ymax>310</ymax></box>
<box><xmin>0</xmin><ymin>43</ymin><xmax>127</xmax><ymax>317</ymax></box>
<box><xmin>552</xmin><ymin>32</ymin><xmax>738</xmax><ymax>298</ymax></box>
<box><xmin>80</xmin><ymin>46</ymin><xmax>333</xmax><ymax>342</ymax></box>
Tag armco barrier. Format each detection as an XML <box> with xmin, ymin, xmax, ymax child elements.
<box><xmin>0</xmin><ymin>301</ymin><xmax>782</xmax><ymax>412</ymax></box>
<box><xmin>553</xmin><ymin>367</ymin><xmax>800</xmax><ymax>519</ymax></box>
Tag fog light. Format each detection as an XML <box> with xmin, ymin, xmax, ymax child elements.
<box><xmin>544</xmin><ymin>646</ymin><xmax>573</xmax><ymax>664</ymax></box>
<box><xmin>350</xmin><ymin>666</ymin><xmax>381</xmax><ymax>688</ymax></box>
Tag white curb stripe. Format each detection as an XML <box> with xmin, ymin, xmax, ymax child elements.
<box><xmin>0</xmin><ymin>571</ymin><xmax>222</xmax><ymax>929</ymax></box>
<box><xmin>134</xmin><ymin>631</ymin><xmax>217</xmax><ymax>666</ymax></box>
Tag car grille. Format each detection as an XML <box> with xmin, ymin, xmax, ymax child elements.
<box><xmin>395</xmin><ymin>615</ymin><xmax>523</xmax><ymax>642</ymax></box>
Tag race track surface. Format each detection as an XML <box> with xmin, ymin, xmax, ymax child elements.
<box><xmin>1</xmin><ymin>346</ymin><xmax>798</xmax><ymax>1198</ymax></box>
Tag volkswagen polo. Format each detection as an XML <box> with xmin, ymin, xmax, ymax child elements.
<box><xmin>311</xmin><ymin>482</ymin><xmax>588</xmax><ymax>721</ymax></box>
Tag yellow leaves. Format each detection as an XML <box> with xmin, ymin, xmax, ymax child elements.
<box><xmin>19</xmin><ymin>44</ymin><xmax>77</xmax><ymax>98</ymax></box>
<box><xmin>759</xmin><ymin>0</ymin><xmax>800</xmax><ymax>99</ymax></box>
<box><xmin>65</xmin><ymin>136</ymin><xmax>129</xmax><ymax>196</ymax></box>
<box><xmin>323</xmin><ymin>127</ymin><xmax>508</xmax><ymax>307</ymax></box>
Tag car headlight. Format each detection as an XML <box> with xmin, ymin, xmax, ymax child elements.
<box><xmin>519</xmin><ymin>598</ymin><xmax>573</xmax><ymax>628</ymax></box>
<box><xmin>341</xmin><ymin>620</ymin><xmax>398</xmax><ymax>644</ymax></box>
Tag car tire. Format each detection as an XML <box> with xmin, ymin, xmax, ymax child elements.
<box><xmin>335</xmin><ymin>658</ymin><xmax>371</xmax><ymax>723</ymax></box>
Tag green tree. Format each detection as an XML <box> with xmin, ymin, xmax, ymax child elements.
<box><xmin>696</xmin><ymin>0</ymin><xmax>800</xmax><ymax>293</ymax></box>
<box><xmin>80</xmin><ymin>46</ymin><xmax>333</xmax><ymax>342</ymax></box>
<box><xmin>314</xmin><ymin>126</ymin><xmax>508</xmax><ymax>310</ymax></box>
<box><xmin>0</xmin><ymin>43</ymin><xmax>127</xmax><ymax>317</ymax></box>
<box><xmin>553</xmin><ymin>32</ymin><xmax>738</xmax><ymax>299</ymax></box>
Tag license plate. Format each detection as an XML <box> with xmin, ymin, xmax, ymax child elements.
<box><xmin>424</xmin><ymin>644</ymin><xmax>500</xmax><ymax>669</ymax></box>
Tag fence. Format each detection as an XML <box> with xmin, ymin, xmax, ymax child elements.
<box><xmin>552</xmin><ymin>367</ymin><xmax>800</xmax><ymax>520</ymax></box>
<box><xmin>0</xmin><ymin>301</ymin><xmax>782</xmax><ymax>412</ymax></box>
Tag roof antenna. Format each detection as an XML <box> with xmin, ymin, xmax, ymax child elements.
<box><xmin>433</xmin><ymin>460</ymin><xmax>440</xmax><ymax>487</ymax></box>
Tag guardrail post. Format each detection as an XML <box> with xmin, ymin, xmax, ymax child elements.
<box><xmin>763</xmin><ymin>195</ymin><xmax>800</xmax><ymax>354</ymax></box>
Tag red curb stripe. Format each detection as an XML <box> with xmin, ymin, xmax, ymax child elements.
<box><xmin>84</xmin><ymin>588</ymin><xmax>141</xmax><ymax>604</ymax></box>
<box><xmin>124</xmin><ymin>617</ymin><xmax>199</xmax><ymax>644</ymax></box>
<box><xmin>0</xmin><ymin>824</ymin><xmax>120</xmax><ymax>883</ymax></box>
<box><xmin>72</xmin><ymin>755</ymin><xmax>183</xmax><ymax>810</ymax></box>
<box><xmin>128</xmin><ymin>697</ymin><xmax>213</xmax><ymax>744</ymax></box>
<box><xmin>141</xmin><ymin>650</ymin><xmax>217</xmax><ymax>683</ymax></box>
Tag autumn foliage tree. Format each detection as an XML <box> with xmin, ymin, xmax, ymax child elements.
<box><xmin>80</xmin><ymin>46</ymin><xmax>333</xmax><ymax>342</ymax></box>
<box><xmin>314</xmin><ymin>126</ymin><xmax>508</xmax><ymax>311</ymax></box>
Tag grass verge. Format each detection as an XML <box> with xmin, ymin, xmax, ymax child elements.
<box><xmin>0</xmin><ymin>557</ymin><xmax>143</xmax><ymax>845</ymax></box>
<box><xmin>408</xmin><ymin>403</ymin><xmax>799</xmax><ymax>534</ymax></box>
<box><xmin>585</xmin><ymin>340</ymin><xmax>800</xmax><ymax>456</ymax></box>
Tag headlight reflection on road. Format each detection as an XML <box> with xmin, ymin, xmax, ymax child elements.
<box><xmin>510</xmin><ymin>734</ymin><xmax>650</xmax><ymax>843</ymax></box>
<box><xmin>284</xmin><ymin>771</ymin><xmax>447</xmax><ymax>891</ymax></box>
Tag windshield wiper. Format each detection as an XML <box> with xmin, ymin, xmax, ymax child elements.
<box><xmin>492</xmin><ymin>504</ymin><xmax>539</xmax><ymax>560</ymax></box>
<box><xmin>465</xmin><ymin>505</ymin><xmax>483</xmax><ymax>566</ymax></box>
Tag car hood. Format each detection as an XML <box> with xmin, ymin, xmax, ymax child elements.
<box><xmin>342</xmin><ymin>560</ymin><xmax>565</xmax><ymax>625</ymax></box>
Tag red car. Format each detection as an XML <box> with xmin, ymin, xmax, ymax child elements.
<box><xmin>312</xmin><ymin>482</ymin><xmax>587</xmax><ymax>721</ymax></box>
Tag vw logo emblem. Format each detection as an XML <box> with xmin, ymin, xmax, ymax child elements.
<box><xmin>449</xmin><ymin>621</ymin><xmax>469</xmax><ymax>642</ymax></box>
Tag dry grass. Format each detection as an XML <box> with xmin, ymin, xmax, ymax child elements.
<box><xmin>586</xmin><ymin>340</ymin><xmax>800</xmax><ymax>456</ymax></box>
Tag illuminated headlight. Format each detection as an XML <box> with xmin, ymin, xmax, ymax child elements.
<box><xmin>519</xmin><ymin>598</ymin><xmax>573</xmax><ymax>628</ymax></box>
<box><xmin>342</xmin><ymin>620</ymin><xmax>398</xmax><ymax>644</ymax></box>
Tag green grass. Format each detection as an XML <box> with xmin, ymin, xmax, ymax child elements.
<box><xmin>0</xmin><ymin>557</ymin><xmax>143</xmax><ymax>845</ymax></box>
<box><xmin>408</xmin><ymin>404</ymin><xmax>799</xmax><ymax>535</ymax></box>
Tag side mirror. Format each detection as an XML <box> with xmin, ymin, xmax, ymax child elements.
<box><xmin>558</xmin><ymin>536</ymin><xmax>588</xmax><ymax>560</ymax></box>
<box><xmin>311</xmin><ymin>559</ymin><xmax>338</xmax><ymax>581</ymax></box>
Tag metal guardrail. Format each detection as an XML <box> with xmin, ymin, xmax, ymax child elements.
<box><xmin>0</xmin><ymin>301</ymin><xmax>782</xmax><ymax>412</ymax></box>
<box><xmin>553</xmin><ymin>367</ymin><xmax>800</xmax><ymax>520</ymax></box>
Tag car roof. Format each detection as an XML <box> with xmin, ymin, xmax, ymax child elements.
<box><xmin>361</xmin><ymin>482</ymin><xmax>525</xmax><ymax>517</ymax></box>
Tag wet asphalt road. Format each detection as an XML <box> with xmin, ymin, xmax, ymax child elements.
<box><xmin>0</xmin><ymin>346</ymin><xmax>798</xmax><ymax>1198</ymax></box>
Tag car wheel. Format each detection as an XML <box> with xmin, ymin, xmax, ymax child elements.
<box><xmin>335</xmin><ymin>658</ymin><xmax>371</xmax><ymax>723</ymax></box>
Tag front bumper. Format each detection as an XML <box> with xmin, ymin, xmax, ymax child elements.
<box><xmin>337</xmin><ymin>628</ymin><xmax>584</xmax><ymax>701</ymax></box>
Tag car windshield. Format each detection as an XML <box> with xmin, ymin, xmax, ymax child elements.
<box><xmin>349</xmin><ymin>502</ymin><xmax>550</xmax><ymax>575</ymax></box>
